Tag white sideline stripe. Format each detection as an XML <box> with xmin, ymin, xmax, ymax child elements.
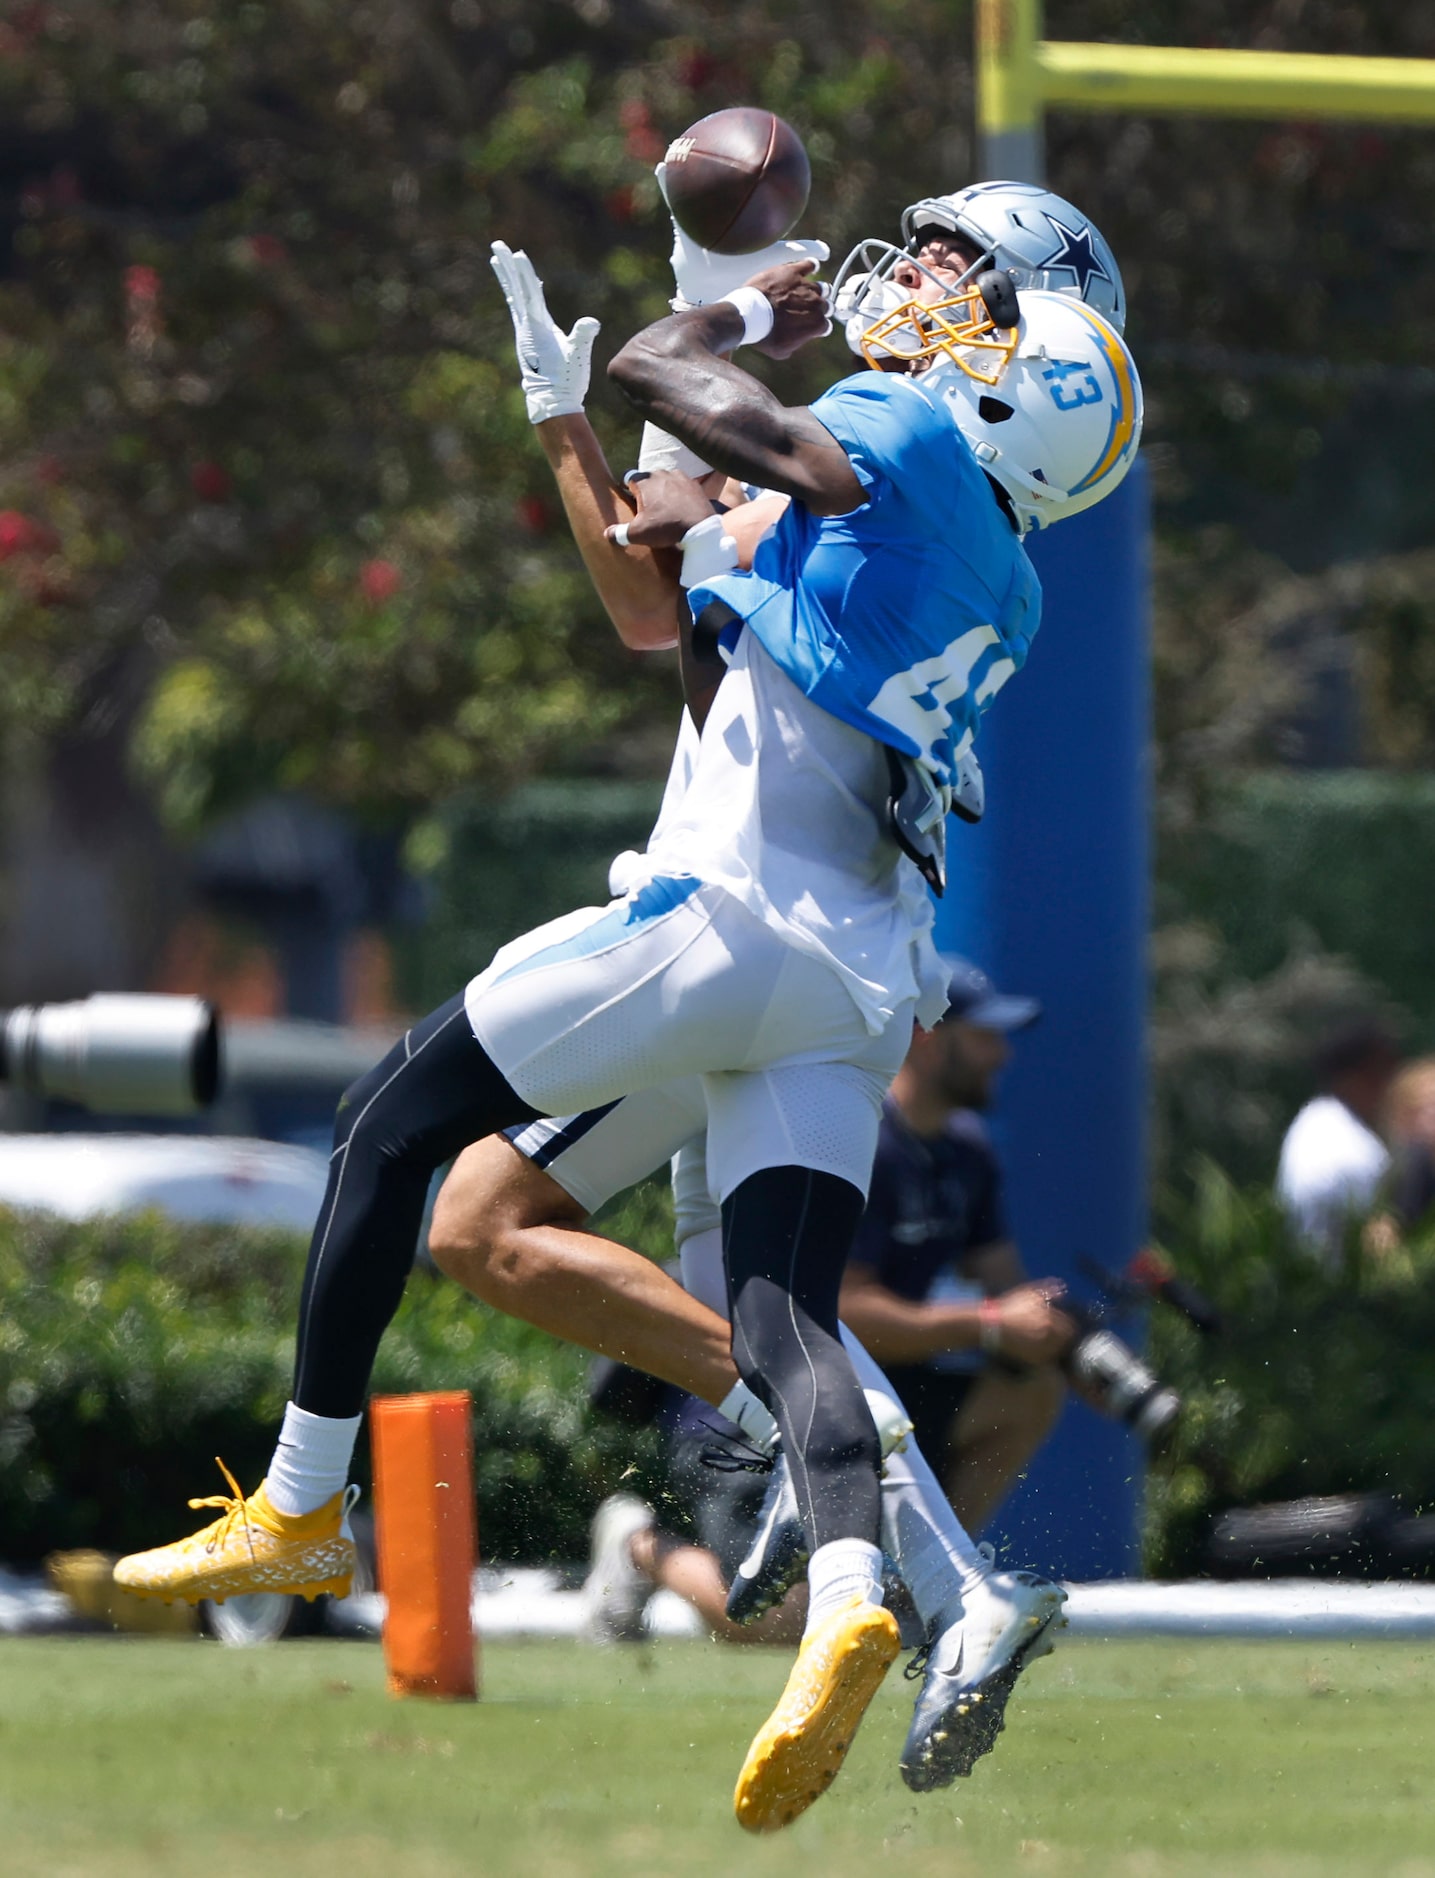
<box><xmin>326</xmin><ymin>1572</ymin><xmax>1435</xmax><ymax>1644</ymax></box>
<box><xmin>13</xmin><ymin>1565</ymin><xmax>1435</xmax><ymax>1642</ymax></box>
<box><xmin>1063</xmin><ymin>1579</ymin><xmax>1435</xmax><ymax>1640</ymax></box>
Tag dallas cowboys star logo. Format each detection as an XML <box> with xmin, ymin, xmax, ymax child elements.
<box><xmin>1040</xmin><ymin>214</ymin><xmax>1112</xmax><ymax>297</ymax></box>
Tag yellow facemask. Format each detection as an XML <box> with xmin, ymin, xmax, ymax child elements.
<box><xmin>857</xmin><ymin>279</ymin><xmax>1019</xmax><ymax>386</ymax></box>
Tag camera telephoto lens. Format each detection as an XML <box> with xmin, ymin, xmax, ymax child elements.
<box><xmin>1067</xmin><ymin>1325</ymin><xmax>1181</xmax><ymax>1449</ymax></box>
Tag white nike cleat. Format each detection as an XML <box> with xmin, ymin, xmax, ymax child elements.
<box><xmin>726</xmin><ymin>1449</ymin><xmax>807</xmax><ymax>1626</ymax></box>
<box><xmin>581</xmin><ymin>1493</ymin><xmax>655</xmax><ymax>1644</ymax></box>
<box><xmin>726</xmin><ymin>1393</ymin><xmax>911</xmax><ymax>1627</ymax></box>
<box><xmin>899</xmin><ymin>1564</ymin><xmax>1067</xmax><ymax>1790</ymax></box>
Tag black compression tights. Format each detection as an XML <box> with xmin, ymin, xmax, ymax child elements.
<box><xmin>722</xmin><ymin>1165</ymin><xmax>880</xmax><ymax>1555</ymax></box>
<box><xmin>292</xmin><ymin>993</ymin><xmax>539</xmax><ymax>1418</ymax></box>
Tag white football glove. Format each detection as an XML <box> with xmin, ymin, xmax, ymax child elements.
<box><xmin>654</xmin><ymin>165</ymin><xmax>830</xmax><ymax>314</ymax></box>
<box><xmin>667</xmin><ymin>225</ymin><xmax>831</xmax><ymax>314</ymax></box>
<box><xmin>490</xmin><ymin>239</ymin><xmax>600</xmax><ymax>425</ymax></box>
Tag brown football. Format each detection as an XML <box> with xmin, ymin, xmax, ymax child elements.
<box><xmin>661</xmin><ymin>106</ymin><xmax>811</xmax><ymax>255</ymax></box>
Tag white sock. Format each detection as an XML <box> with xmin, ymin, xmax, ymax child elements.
<box><xmin>717</xmin><ymin>1378</ymin><xmax>779</xmax><ymax>1453</ymax></box>
<box><xmin>265</xmin><ymin>1402</ymin><xmax>362</xmax><ymax>1516</ymax></box>
<box><xmin>838</xmin><ymin>1324</ymin><xmax>991</xmax><ymax>1625</ymax></box>
<box><xmin>805</xmin><ymin>1538</ymin><xmax>884</xmax><ymax>1633</ymax></box>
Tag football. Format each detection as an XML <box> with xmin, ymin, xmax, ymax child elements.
<box><xmin>660</xmin><ymin>106</ymin><xmax>811</xmax><ymax>255</ymax></box>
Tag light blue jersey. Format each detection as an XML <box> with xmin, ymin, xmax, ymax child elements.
<box><xmin>689</xmin><ymin>371</ymin><xmax>1041</xmax><ymax>789</ymax></box>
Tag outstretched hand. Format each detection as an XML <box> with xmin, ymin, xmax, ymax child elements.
<box><xmin>490</xmin><ymin>239</ymin><xmax>601</xmax><ymax>425</ymax></box>
<box><xmin>743</xmin><ymin>258</ymin><xmax>833</xmax><ymax>360</ymax></box>
<box><xmin>604</xmin><ymin>470</ymin><xmax>713</xmax><ymax>550</ymax></box>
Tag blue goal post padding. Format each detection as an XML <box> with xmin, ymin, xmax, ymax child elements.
<box><xmin>935</xmin><ymin>458</ymin><xmax>1151</xmax><ymax>1580</ymax></box>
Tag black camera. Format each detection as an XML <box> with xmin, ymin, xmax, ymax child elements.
<box><xmin>1061</xmin><ymin>1302</ymin><xmax>1181</xmax><ymax>1448</ymax></box>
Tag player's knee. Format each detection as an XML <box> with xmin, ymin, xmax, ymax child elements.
<box><xmin>428</xmin><ymin>1144</ymin><xmax>584</xmax><ymax>1302</ymax></box>
<box><xmin>330</xmin><ymin>1058</ymin><xmax>390</xmax><ymax>1152</ymax></box>
<box><xmin>426</xmin><ymin>1183</ymin><xmax>507</xmax><ymax>1290</ymax></box>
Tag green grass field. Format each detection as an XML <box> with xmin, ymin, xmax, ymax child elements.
<box><xmin>2</xmin><ymin>1634</ymin><xmax>1434</xmax><ymax>1877</ymax></box>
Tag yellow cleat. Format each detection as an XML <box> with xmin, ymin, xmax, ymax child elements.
<box><xmin>112</xmin><ymin>1459</ymin><xmax>355</xmax><ymax>1606</ymax></box>
<box><xmin>734</xmin><ymin>1596</ymin><xmax>900</xmax><ymax>1834</ymax></box>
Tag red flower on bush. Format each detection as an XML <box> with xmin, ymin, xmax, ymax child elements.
<box><xmin>124</xmin><ymin>264</ymin><xmax>161</xmax><ymax>305</ymax></box>
<box><xmin>190</xmin><ymin>460</ymin><xmax>233</xmax><ymax>503</ymax></box>
<box><xmin>124</xmin><ymin>264</ymin><xmax>163</xmax><ymax>351</ymax></box>
<box><xmin>246</xmin><ymin>234</ymin><xmax>288</xmax><ymax>267</ymax></box>
<box><xmin>515</xmin><ymin>495</ymin><xmax>550</xmax><ymax>534</ymax></box>
<box><xmin>677</xmin><ymin>50</ymin><xmax>717</xmax><ymax>91</ymax></box>
<box><xmin>0</xmin><ymin>510</ymin><xmax>59</xmax><ymax>560</ymax></box>
<box><xmin>0</xmin><ymin>509</ymin><xmax>65</xmax><ymax>602</ymax></box>
<box><xmin>619</xmin><ymin>99</ymin><xmax>664</xmax><ymax>164</ymax></box>
<box><xmin>360</xmin><ymin>557</ymin><xmax>403</xmax><ymax>604</ymax></box>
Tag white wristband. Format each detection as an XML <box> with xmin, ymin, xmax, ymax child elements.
<box><xmin>678</xmin><ymin>513</ymin><xmax>739</xmax><ymax>589</ymax></box>
<box><xmin>720</xmin><ymin>286</ymin><xmax>775</xmax><ymax>348</ymax></box>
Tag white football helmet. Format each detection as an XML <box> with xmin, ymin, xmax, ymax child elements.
<box><xmin>832</xmin><ymin>179</ymin><xmax>1126</xmax><ymax>360</ymax></box>
<box><xmin>915</xmin><ymin>288</ymin><xmax>1143</xmax><ymax>534</ymax></box>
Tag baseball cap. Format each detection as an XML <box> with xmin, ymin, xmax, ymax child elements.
<box><xmin>938</xmin><ymin>956</ymin><xmax>1040</xmax><ymax>1031</ymax></box>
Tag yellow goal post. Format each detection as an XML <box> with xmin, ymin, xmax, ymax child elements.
<box><xmin>977</xmin><ymin>0</ymin><xmax>1435</xmax><ymax>181</ymax></box>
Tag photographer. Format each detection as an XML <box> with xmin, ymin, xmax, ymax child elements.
<box><xmin>838</xmin><ymin>959</ymin><xmax>1077</xmax><ymax>1532</ymax></box>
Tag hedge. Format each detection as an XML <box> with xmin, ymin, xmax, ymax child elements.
<box><xmin>0</xmin><ymin>1184</ymin><xmax>675</xmax><ymax>1567</ymax></box>
<box><xmin>1159</xmin><ymin>772</ymin><xmax>1435</xmax><ymax>1031</ymax></box>
<box><xmin>1145</xmin><ymin>1162</ymin><xmax>1435</xmax><ymax>1576</ymax></box>
<box><xmin>8</xmin><ymin>1166</ymin><xmax>1434</xmax><ymax>1579</ymax></box>
<box><xmin>398</xmin><ymin>778</ymin><xmax>666</xmax><ymax>1011</ymax></box>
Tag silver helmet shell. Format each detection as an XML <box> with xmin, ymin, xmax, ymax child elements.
<box><xmin>901</xmin><ymin>182</ymin><xmax>1125</xmax><ymax>332</ymax></box>
<box><xmin>832</xmin><ymin>180</ymin><xmax>1126</xmax><ymax>360</ymax></box>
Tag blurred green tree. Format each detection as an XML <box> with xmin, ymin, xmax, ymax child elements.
<box><xmin>0</xmin><ymin>0</ymin><xmax>973</xmax><ymax>834</ymax></box>
<box><xmin>3</xmin><ymin>4</ymin><xmax>1435</xmax><ymax>1144</ymax></box>
<box><xmin>3</xmin><ymin>1</ymin><xmax>1433</xmax><ymax>833</ymax></box>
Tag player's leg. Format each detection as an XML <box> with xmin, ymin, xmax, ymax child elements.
<box><xmin>116</xmin><ymin>885</ymin><xmax>751</xmax><ymax>1602</ymax></box>
<box><xmin>708</xmin><ymin>1050</ymin><xmax>907</xmax><ymax>1831</ymax></box>
<box><xmin>427</xmin><ymin>1091</ymin><xmax>813</xmax><ymax>1650</ymax></box>
<box><xmin>705</xmin><ymin>1050</ymin><xmax>907</xmax><ymax>1570</ymax></box>
<box><xmin>428</xmin><ymin>1139</ymin><xmax>736</xmax><ymax>1405</ymax></box>
<box><xmin>696</xmin><ymin>1209</ymin><xmax>1066</xmax><ymax>1790</ymax></box>
<box><xmin>632</xmin><ymin>1531</ymin><xmax>807</xmax><ymax>1647</ymax></box>
<box><xmin>843</xmin><ymin>1335</ymin><xmax>1066</xmax><ymax>1789</ymax></box>
<box><xmin>427</xmin><ymin>1084</ymin><xmax>801</xmax><ymax>1652</ymax></box>
<box><xmin>691</xmin><ymin>1202</ymin><xmax>994</xmax><ymax>1641</ymax></box>
<box><xmin>724</xmin><ymin>1164</ymin><xmax>903</xmax><ymax>1831</ymax></box>
<box><xmin>681</xmin><ymin>1191</ymin><xmax>977</xmax><ymax>1633</ymax></box>
<box><xmin>428</xmin><ymin>1079</ymin><xmax>781</xmax><ymax>1452</ymax></box>
<box><xmin>115</xmin><ymin>991</ymin><xmax>541</xmax><ymax>1602</ymax></box>
<box><xmin>710</xmin><ymin>1040</ymin><xmax>1067</xmax><ymax>1815</ymax></box>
